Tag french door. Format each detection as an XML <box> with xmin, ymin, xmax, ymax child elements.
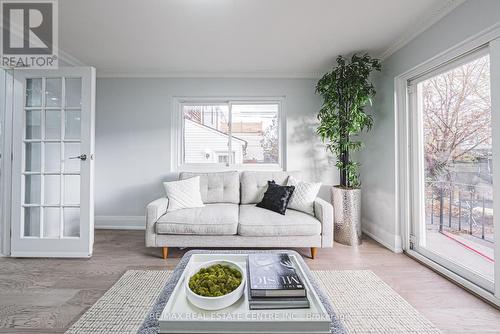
<box><xmin>10</xmin><ymin>67</ymin><xmax>95</xmax><ymax>257</ymax></box>
<box><xmin>408</xmin><ymin>43</ymin><xmax>499</xmax><ymax>295</ymax></box>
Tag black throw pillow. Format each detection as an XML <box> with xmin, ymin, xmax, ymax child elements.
<box><xmin>256</xmin><ymin>180</ymin><xmax>295</xmax><ymax>215</ymax></box>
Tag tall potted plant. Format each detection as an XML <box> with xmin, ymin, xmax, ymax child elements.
<box><xmin>316</xmin><ymin>53</ymin><xmax>381</xmax><ymax>246</ymax></box>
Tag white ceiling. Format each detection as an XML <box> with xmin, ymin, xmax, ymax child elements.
<box><xmin>59</xmin><ymin>0</ymin><xmax>464</xmax><ymax>77</ymax></box>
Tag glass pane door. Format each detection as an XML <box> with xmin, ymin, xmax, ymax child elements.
<box><xmin>22</xmin><ymin>77</ymin><xmax>82</xmax><ymax>239</ymax></box>
<box><xmin>10</xmin><ymin>67</ymin><xmax>95</xmax><ymax>258</ymax></box>
<box><xmin>413</xmin><ymin>52</ymin><xmax>495</xmax><ymax>290</ymax></box>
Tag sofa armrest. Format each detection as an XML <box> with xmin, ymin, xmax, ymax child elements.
<box><xmin>314</xmin><ymin>197</ymin><xmax>333</xmax><ymax>248</ymax></box>
<box><xmin>145</xmin><ymin>197</ymin><xmax>168</xmax><ymax>247</ymax></box>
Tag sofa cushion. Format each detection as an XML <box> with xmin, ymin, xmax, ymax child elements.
<box><xmin>287</xmin><ymin>176</ymin><xmax>322</xmax><ymax>216</ymax></box>
<box><xmin>156</xmin><ymin>203</ymin><xmax>238</xmax><ymax>235</ymax></box>
<box><xmin>256</xmin><ymin>181</ymin><xmax>295</xmax><ymax>215</ymax></box>
<box><xmin>180</xmin><ymin>171</ymin><xmax>239</xmax><ymax>204</ymax></box>
<box><xmin>163</xmin><ymin>176</ymin><xmax>204</xmax><ymax>212</ymax></box>
<box><xmin>238</xmin><ymin>204</ymin><xmax>321</xmax><ymax>237</ymax></box>
<box><xmin>240</xmin><ymin>171</ymin><xmax>301</xmax><ymax>204</ymax></box>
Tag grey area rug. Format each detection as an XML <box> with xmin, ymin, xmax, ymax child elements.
<box><xmin>66</xmin><ymin>258</ymin><xmax>441</xmax><ymax>334</ymax></box>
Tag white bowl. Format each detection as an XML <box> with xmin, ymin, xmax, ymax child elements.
<box><xmin>185</xmin><ymin>260</ymin><xmax>246</xmax><ymax>311</ymax></box>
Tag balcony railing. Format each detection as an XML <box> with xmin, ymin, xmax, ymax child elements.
<box><xmin>426</xmin><ymin>180</ymin><xmax>494</xmax><ymax>243</ymax></box>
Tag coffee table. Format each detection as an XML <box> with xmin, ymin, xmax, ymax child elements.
<box><xmin>138</xmin><ymin>250</ymin><xmax>346</xmax><ymax>334</ymax></box>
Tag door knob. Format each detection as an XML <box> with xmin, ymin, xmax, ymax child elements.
<box><xmin>69</xmin><ymin>154</ymin><xmax>87</xmax><ymax>161</ymax></box>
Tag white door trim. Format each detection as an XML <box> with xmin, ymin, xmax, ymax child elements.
<box><xmin>490</xmin><ymin>37</ymin><xmax>500</xmax><ymax>298</ymax></box>
<box><xmin>0</xmin><ymin>69</ymin><xmax>14</xmax><ymax>257</ymax></box>
<box><xmin>0</xmin><ymin>69</ymin><xmax>5</xmax><ymax>256</ymax></box>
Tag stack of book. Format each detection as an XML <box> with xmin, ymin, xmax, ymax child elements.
<box><xmin>246</xmin><ymin>253</ymin><xmax>310</xmax><ymax>310</ymax></box>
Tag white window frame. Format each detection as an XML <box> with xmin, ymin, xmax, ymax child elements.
<box><xmin>395</xmin><ymin>23</ymin><xmax>500</xmax><ymax>305</ymax></box>
<box><xmin>171</xmin><ymin>96</ymin><xmax>286</xmax><ymax>172</ymax></box>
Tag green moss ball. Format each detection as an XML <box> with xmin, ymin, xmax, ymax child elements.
<box><xmin>189</xmin><ymin>264</ymin><xmax>242</xmax><ymax>297</ymax></box>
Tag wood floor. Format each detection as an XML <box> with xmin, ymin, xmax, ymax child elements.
<box><xmin>0</xmin><ymin>230</ymin><xmax>499</xmax><ymax>333</ymax></box>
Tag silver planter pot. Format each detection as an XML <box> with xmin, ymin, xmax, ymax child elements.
<box><xmin>332</xmin><ymin>186</ymin><xmax>362</xmax><ymax>246</ymax></box>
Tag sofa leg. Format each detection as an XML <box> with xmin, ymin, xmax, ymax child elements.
<box><xmin>162</xmin><ymin>247</ymin><xmax>168</xmax><ymax>259</ymax></box>
<box><xmin>311</xmin><ymin>247</ymin><xmax>317</xmax><ymax>259</ymax></box>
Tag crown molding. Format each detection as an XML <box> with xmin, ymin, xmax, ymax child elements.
<box><xmin>96</xmin><ymin>70</ymin><xmax>324</xmax><ymax>79</ymax></box>
<box><xmin>379</xmin><ymin>0</ymin><xmax>467</xmax><ymax>60</ymax></box>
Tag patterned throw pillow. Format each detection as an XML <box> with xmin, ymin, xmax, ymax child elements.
<box><xmin>287</xmin><ymin>176</ymin><xmax>321</xmax><ymax>215</ymax></box>
<box><xmin>163</xmin><ymin>176</ymin><xmax>204</xmax><ymax>212</ymax></box>
<box><xmin>256</xmin><ymin>181</ymin><xmax>295</xmax><ymax>215</ymax></box>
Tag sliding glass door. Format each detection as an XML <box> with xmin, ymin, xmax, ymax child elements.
<box><xmin>409</xmin><ymin>48</ymin><xmax>495</xmax><ymax>292</ymax></box>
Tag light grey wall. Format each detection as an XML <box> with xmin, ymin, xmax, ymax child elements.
<box><xmin>358</xmin><ymin>0</ymin><xmax>500</xmax><ymax>251</ymax></box>
<box><xmin>95</xmin><ymin>78</ymin><xmax>335</xmax><ymax>218</ymax></box>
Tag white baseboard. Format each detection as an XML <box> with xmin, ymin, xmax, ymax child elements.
<box><xmin>10</xmin><ymin>251</ymin><xmax>92</xmax><ymax>258</ymax></box>
<box><xmin>362</xmin><ymin>224</ymin><xmax>403</xmax><ymax>253</ymax></box>
<box><xmin>95</xmin><ymin>216</ymin><xmax>145</xmax><ymax>230</ymax></box>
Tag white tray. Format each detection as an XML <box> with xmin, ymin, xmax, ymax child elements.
<box><xmin>159</xmin><ymin>253</ymin><xmax>331</xmax><ymax>334</ymax></box>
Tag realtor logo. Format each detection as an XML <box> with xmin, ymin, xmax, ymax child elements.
<box><xmin>1</xmin><ymin>0</ymin><xmax>58</xmax><ymax>68</ymax></box>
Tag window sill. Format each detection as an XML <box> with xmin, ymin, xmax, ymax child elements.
<box><xmin>176</xmin><ymin>163</ymin><xmax>283</xmax><ymax>173</ymax></box>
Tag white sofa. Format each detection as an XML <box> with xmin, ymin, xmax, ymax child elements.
<box><xmin>145</xmin><ymin>171</ymin><xmax>333</xmax><ymax>259</ymax></box>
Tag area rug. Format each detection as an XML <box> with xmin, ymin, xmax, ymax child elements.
<box><xmin>66</xmin><ymin>270</ymin><xmax>172</xmax><ymax>334</ymax></box>
<box><xmin>313</xmin><ymin>270</ymin><xmax>441</xmax><ymax>333</ymax></box>
<box><xmin>66</xmin><ymin>268</ymin><xmax>440</xmax><ymax>334</ymax></box>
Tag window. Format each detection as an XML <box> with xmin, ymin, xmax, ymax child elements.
<box><xmin>175</xmin><ymin>99</ymin><xmax>283</xmax><ymax>170</ymax></box>
<box><xmin>216</xmin><ymin>152</ymin><xmax>235</xmax><ymax>164</ymax></box>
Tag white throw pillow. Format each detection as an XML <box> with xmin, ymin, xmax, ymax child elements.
<box><xmin>287</xmin><ymin>176</ymin><xmax>321</xmax><ymax>215</ymax></box>
<box><xmin>163</xmin><ymin>176</ymin><xmax>204</xmax><ymax>212</ymax></box>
